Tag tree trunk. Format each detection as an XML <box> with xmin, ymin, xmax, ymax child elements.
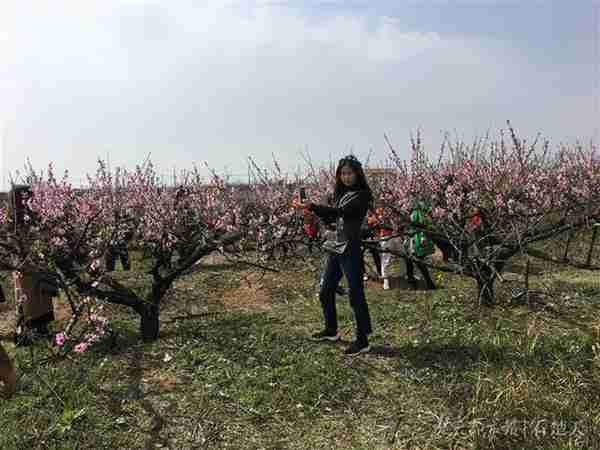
<box><xmin>586</xmin><ymin>225</ymin><xmax>598</xmax><ymax>267</ymax></box>
<box><xmin>138</xmin><ymin>280</ymin><xmax>170</xmax><ymax>342</ymax></box>
<box><xmin>563</xmin><ymin>228</ymin><xmax>572</xmax><ymax>262</ymax></box>
<box><xmin>476</xmin><ymin>265</ymin><xmax>496</xmax><ymax>306</ymax></box>
<box><xmin>140</xmin><ymin>301</ymin><xmax>160</xmax><ymax>342</ymax></box>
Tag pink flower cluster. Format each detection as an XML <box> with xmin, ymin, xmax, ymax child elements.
<box><xmin>54</xmin><ymin>299</ymin><xmax>110</xmax><ymax>353</ymax></box>
<box><xmin>2</xmin><ymin>126</ymin><xmax>597</xmax><ymax>350</ymax></box>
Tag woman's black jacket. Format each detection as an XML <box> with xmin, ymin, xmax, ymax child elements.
<box><xmin>308</xmin><ymin>189</ymin><xmax>371</xmax><ymax>245</ymax></box>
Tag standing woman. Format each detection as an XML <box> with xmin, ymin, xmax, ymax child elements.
<box><xmin>293</xmin><ymin>155</ymin><xmax>374</xmax><ymax>356</ymax></box>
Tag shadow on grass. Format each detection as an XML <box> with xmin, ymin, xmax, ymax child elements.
<box><xmin>88</xmin><ymin>341</ymin><xmax>180</xmax><ymax>450</ymax></box>
<box><xmin>370</xmin><ymin>342</ymin><xmax>482</xmax><ymax>369</ymax></box>
<box><xmin>502</xmin><ymin>260</ymin><xmax>547</xmax><ymax>276</ymax></box>
<box><xmin>0</xmin><ymin>332</ymin><xmax>13</xmax><ymax>343</ymax></box>
<box><xmin>552</xmin><ymin>278</ymin><xmax>600</xmax><ymax>300</ymax></box>
<box><xmin>370</xmin><ymin>333</ymin><xmax>599</xmax><ymax>377</ymax></box>
<box><xmin>87</xmin><ymin>321</ymin><xmax>142</xmax><ymax>358</ymax></box>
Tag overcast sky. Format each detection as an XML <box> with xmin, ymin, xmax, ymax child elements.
<box><xmin>1</xmin><ymin>0</ymin><xmax>598</xmax><ymax>187</ymax></box>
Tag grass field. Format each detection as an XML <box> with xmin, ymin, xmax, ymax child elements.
<box><xmin>1</xmin><ymin>234</ymin><xmax>600</xmax><ymax>450</ymax></box>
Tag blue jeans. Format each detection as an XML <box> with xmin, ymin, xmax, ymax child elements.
<box><xmin>319</xmin><ymin>276</ymin><xmax>346</xmax><ymax>296</ymax></box>
<box><xmin>319</xmin><ymin>242</ymin><xmax>373</xmax><ymax>338</ymax></box>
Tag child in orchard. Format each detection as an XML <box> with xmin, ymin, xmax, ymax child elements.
<box><xmin>365</xmin><ymin>208</ymin><xmax>396</xmax><ymax>289</ymax></box>
<box><xmin>293</xmin><ymin>155</ymin><xmax>374</xmax><ymax>356</ymax></box>
<box><xmin>360</xmin><ymin>211</ymin><xmax>383</xmax><ymax>282</ymax></box>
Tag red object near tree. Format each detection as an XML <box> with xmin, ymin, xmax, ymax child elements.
<box><xmin>304</xmin><ymin>223</ymin><xmax>318</xmax><ymax>239</ymax></box>
<box><xmin>470</xmin><ymin>214</ymin><xmax>482</xmax><ymax>229</ymax></box>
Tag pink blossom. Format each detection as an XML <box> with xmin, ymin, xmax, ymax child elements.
<box><xmin>55</xmin><ymin>332</ymin><xmax>66</xmax><ymax>347</ymax></box>
<box><xmin>73</xmin><ymin>343</ymin><xmax>89</xmax><ymax>353</ymax></box>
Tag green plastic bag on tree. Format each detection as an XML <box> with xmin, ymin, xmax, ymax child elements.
<box><xmin>409</xmin><ymin>203</ymin><xmax>434</xmax><ymax>258</ymax></box>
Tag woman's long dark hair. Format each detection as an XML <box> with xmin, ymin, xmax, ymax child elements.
<box><xmin>333</xmin><ymin>155</ymin><xmax>373</xmax><ymax>208</ymax></box>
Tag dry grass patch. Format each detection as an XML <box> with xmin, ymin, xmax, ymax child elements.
<box><xmin>218</xmin><ymin>271</ymin><xmax>273</xmax><ymax>312</ymax></box>
<box><xmin>141</xmin><ymin>369</ymin><xmax>179</xmax><ymax>392</ymax></box>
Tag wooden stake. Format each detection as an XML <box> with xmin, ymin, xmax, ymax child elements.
<box><xmin>586</xmin><ymin>224</ymin><xmax>599</xmax><ymax>267</ymax></box>
<box><xmin>563</xmin><ymin>228</ymin><xmax>572</xmax><ymax>262</ymax></box>
<box><xmin>525</xmin><ymin>255</ymin><xmax>530</xmax><ymax>307</ymax></box>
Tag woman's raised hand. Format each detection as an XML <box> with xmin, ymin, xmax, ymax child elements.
<box><xmin>291</xmin><ymin>198</ymin><xmax>311</xmax><ymax>211</ymax></box>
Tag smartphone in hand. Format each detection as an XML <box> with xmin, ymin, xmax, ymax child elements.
<box><xmin>299</xmin><ymin>187</ymin><xmax>307</xmax><ymax>202</ymax></box>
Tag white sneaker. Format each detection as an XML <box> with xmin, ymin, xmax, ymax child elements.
<box><xmin>363</xmin><ymin>274</ymin><xmax>369</xmax><ymax>281</ymax></box>
<box><xmin>383</xmin><ymin>278</ymin><xmax>390</xmax><ymax>290</ymax></box>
